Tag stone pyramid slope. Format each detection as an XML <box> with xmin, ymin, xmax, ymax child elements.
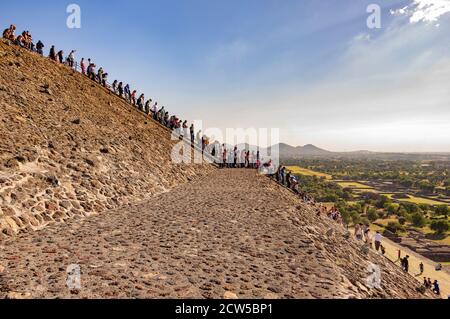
<box><xmin>0</xmin><ymin>40</ymin><xmax>214</xmax><ymax>237</ymax></box>
<box><xmin>0</xmin><ymin>170</ymin><xmax>434</xmax><ymax>299</ymax></box>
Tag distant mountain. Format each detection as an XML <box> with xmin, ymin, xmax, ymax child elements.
<box><xmin>219</xmin><ymin>142</ymin><xmax>450</xmax><ymax>161</ymax></box>
<box><xmin>266</xmin><ymin>143</ymin><xmax>331</xmax><ymax>156</ymax></box>
<box><xmin>300</xmin><ymin>144</ymin><xmax>331</xmax><ymax>155</ymax></box>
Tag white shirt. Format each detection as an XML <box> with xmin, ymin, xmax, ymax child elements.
<box><xmin>374</xmin><ymin>233</ymin><xmax>382</xmax><ymax>242</ymax></box>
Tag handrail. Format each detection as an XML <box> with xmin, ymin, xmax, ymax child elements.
<box><xmin>70</xmin><ymin>60</ymin><xmax>220</xmax><ymax>166</ymax></box>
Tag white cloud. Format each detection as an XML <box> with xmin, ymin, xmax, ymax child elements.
<box><xmin>391</xmin><ymin>0</ymin><xmax>450</xmax><ymax>24</ymax></box>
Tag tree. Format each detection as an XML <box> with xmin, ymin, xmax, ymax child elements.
<box><xmin>351</xmin><ymin>211</ymin><xmax>361</xmax><ymax>225</ymax></box>
<box><xmin>385</xmin><ymin>204</ymin><xmax>398</xmax><ymax>216</ymax></box>
<box><xmin>401</xmin><ymin>202</ymin><xmax>420</xmax><ymax>214</ymax></box>
<box><xmin>419</xmin><ymin>204</ymin><xmax>430</xmax><ymax>212</ymax></box>
<box><xmin>367</xmin><ymin>208</ymin><xmax>379</xmax><ymax>222</ymax></box>
<box><xmin>418</xmin><ymin>180</ymin><xmax>435</xmax><ymax>193</ymax></box>
<box><xmin>375</xmin><ymin>196</ymin><xmax>389</xmax><ymax>209</ymax></box>
<box><xmin>445</xmin><ymin>178</ymin><xmax>450</xmax><ymax>187</ymax></box>
<box><xmin>430</xmin><ymin>220</ymin><xmax>449</xmax><ymax>234</ymax></box>
<box><xmin>386</xmin><ymin>221</ymin><xmax>404</xmax><ymax>234</ymax></box>
<box><xmin>411</xmin><ymin>212</ymin><xmax>426</xmax><ymax>228</ymax></box>
<box><xmin>340</xmin><ymin>210</ymin><xmax>351</xmax><ymax>226</ymax></box>
<box><xmin>399</xmin><ymin>178</ymin><xmax>414</xmax><ymax>188</ymax></box>
<box><xmin>434</xmin><ymin>205</ymin><xmax>449</xmax><ymax>217</ymax></box>
<box><xmin>361</xmin><ymin>217</ymin><xmax>370</xmax><ymax>226</ymax></box>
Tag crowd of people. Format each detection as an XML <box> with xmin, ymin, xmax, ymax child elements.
<box><xmin>3</xmin><ymin>24</ymin><xmax>35</xmax><ymax>51</ymax></box>
<box><xmin>423</xmin><ymin>277</ymin><xmax>441</xmax><ymax>295</ymax></box>
<box><xmin>218</xmin><ymin>147</ymin><xmax>261</xmax><ymax>169</ymax></box>
<box><xmin>2</xmin><ymin>23</ymin><xmax>210</xmax><ymax>152</ymax></box>
<box><xmin>271</xmin><ymin>166</ymin><xmax>344</xmax><ymax>224</ymax></box>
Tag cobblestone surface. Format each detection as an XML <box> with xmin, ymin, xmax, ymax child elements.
<box><xmin>0</xmin><ymin>170</ymin><xmax>433</xmax><ymax>299</ymax></box>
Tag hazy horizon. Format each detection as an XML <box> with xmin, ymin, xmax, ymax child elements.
<box><xmin>1</xmin><ymin>0</ymin><xmax>449</xmax><ymax>152</ymax></box>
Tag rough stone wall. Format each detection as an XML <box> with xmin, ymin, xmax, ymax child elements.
<box><xmin>0</xmin><ymin>40</ymin><xmax>215</xmax><ymax>237</ymax></box>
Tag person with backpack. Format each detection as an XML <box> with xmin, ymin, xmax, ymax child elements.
<box><xmin>124</xmin><ymin>84</ymin><xmax>131</xmax><ymax>102</ymax></box>
<box><xmin>36</xmin><ymin>40</ymin><xmax>44</xmax><ymax>56</ymax></box>
<box><xmin>137</xmin><ymin>94</ymin><xmax>145</xmax><ymax>111</ymax></box>
<box><xmin>68</xmin><ymin>50</ymin><xmax>76</xmax><ymax>68</ymax></box>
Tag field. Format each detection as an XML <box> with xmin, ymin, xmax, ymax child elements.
<box><xmin>336</xmin><ymin>181</ymin><xmax>374</xmax><ymax>189</ymax></box>
<box><xmin>285</xmin><ymin>160</ymin><xmax>449</xmax><ymax>248</ymax></box>
<box><xmin>399</xmin><ymin>195</ymin><xmax>449</xmax><ymax>206</ymax></box>
<box><xmin>285</xmin><ymin>166</ymin><xmax>332</xmax><ymax>180</ymax></box>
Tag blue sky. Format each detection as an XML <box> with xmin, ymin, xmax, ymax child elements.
<box><xmin>1</xmin><ymin>0</ymin><xmax>449</xmax><ymax>152</ymax></box>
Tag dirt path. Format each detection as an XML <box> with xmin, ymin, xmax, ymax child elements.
<box><xmin>376</xmin><ymin>237</ymin><xmax>449</xmax><ymax>298</ymax></box>
<box><xmin>0</xmin><ymin>170</ymin><xmax>433</xmax><ymax>299</ymax></box>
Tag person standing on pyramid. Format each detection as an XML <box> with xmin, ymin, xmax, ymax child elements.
<box><xmin>221</xmin><ymin>145</ymin><xmax>227</xmax><ymax>168</ymax></box>
<box><xmin>97</xmin><ymin>67</ymin><xmax>104</xmax><ymax>83</ymax></box>
<box><xmin>151</xmin><ymin>102</ymin><xmax>158</xmax><ymax>119</ymax></box>
<box><xmin>49</xmin><ymin>45</ymin><xmax>57</xmax><ymax>61</ymax></box>
<box><xmin>80</xmin><ymin>58</ymin><xmax>86</xmax><ymax>75</ymax></box>
<box><xmin>36</xmin><ymin>40</ymin><xmax>44</xmax><ymax>56</ymax></box>
<box><xmin>137</xmin><ymin>93</ymin><xmax>145</xmax><ymax>111</ymax></box>
<box><xmin>124</xmin><ymin>84</ymin><xmax>130</xmax><ymax>102</ymax></box>
<box><xmin>57</xmin><ymin>50</ymin><xmax>64</xmax><ymax>63</ymax></box>
<box><xmin>68</xmin><ymin>50</ymin><xmax>76</xmax><ymax>68</ymax></box>
<box><xmin>190</xmin><ymin>124</ymin><xmax>195</xmax><ymax>146</ymax></box>
<box><xmin>118</xmin><ymin>82</ymin><xmax>124</xmax><ymax>97</ymax></box>
<box><xmin>145</xmin><ymin>98</ymin><xmax>152</xmax><ymax>114</ymax></box>
<box><xmin>131</xmin><ymin>90</ymin><xmax>137</xmax><ymax>106</ymax></box>
<box><xmin>112</xmin><ymin>80</ymin><xmax>118</xmax><ymax>93</ymax></box>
